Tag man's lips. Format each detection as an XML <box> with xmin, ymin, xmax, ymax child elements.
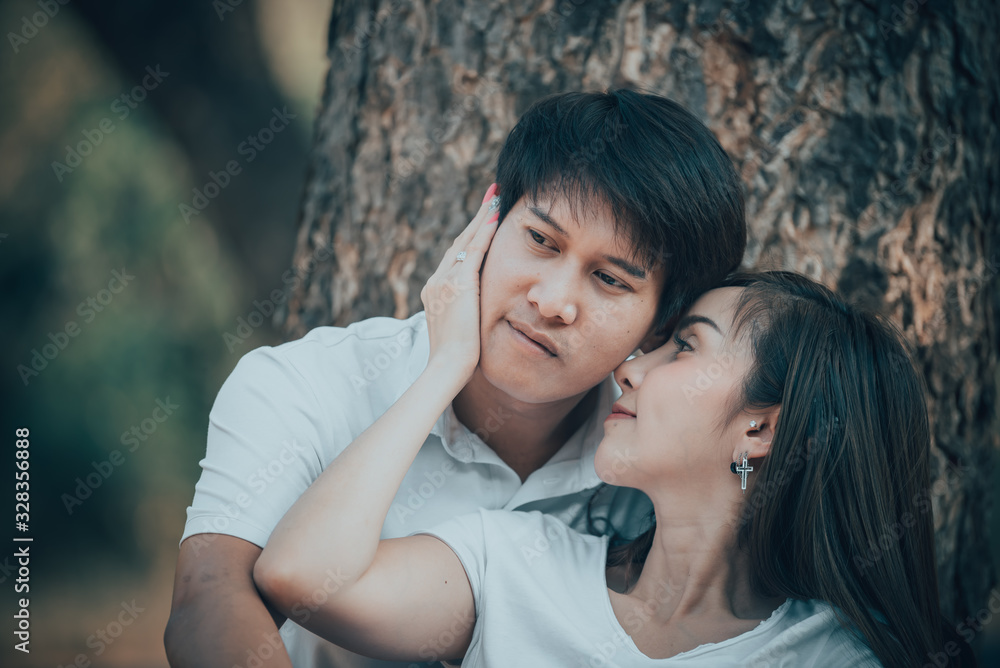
<box><xmin>507</xmin><ymin>320</ymin><xmax>557</xmax><ymax>357</ymax></box>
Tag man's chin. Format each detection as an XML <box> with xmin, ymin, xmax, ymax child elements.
<box><xmin>477</xmin><ymin>357</ymin><xmax>594</xmax><ymax>405</ymax></box>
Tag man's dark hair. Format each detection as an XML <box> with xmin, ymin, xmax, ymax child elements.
<box><xmin>494</xmin><ymin>88</ymin><xmax>747</xmax><ymax>333</ymax></box>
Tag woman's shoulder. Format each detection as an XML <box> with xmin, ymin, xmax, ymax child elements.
<box><xmin>478</xmin><ymin>509</ymin><xmax>605</xmax><ymax>545</ymax></box>
<box><xmin>742</xmin><ymin>598</ymin><xmax>882</xmax><ymax>667</ymax></box>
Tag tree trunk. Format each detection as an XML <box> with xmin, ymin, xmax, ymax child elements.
<box><xmin>282</xmin><ymin>0</ymin><xmax>999</xmax><ymax>641</ymax></box>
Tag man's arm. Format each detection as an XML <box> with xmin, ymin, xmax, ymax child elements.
<box><xmin>165</xmin><ymin>535</ymin><xmax>291</xmax><ymax>668</ymax></box>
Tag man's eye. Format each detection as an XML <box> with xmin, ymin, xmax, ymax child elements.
<box><xmin>596</xmin><ymin>272</ymin><xmax>624</xmax><ymax>288</ymax></box>
<box><xmin>529</xmin><ymin>229</ymin><xmax>548</xmax><ymax>245</ymax></box>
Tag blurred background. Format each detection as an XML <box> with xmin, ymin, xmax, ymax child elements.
<box><xmin>1</xmin><ymin>0</ymin><xmax>998</xmax><ymax>666</ymax></box>
<box><xmin>0</xmin><ymin>1</ymin><xmax>330</xmax><ymax>665</ymax></box>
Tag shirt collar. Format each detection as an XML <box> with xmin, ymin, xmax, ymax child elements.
<box><xmin>431</xmin><ymin>374</ymin><xmax>620</xmax><ymax>489</ymax></box>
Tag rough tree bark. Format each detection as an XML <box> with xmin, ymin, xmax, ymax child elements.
<box><xmin>280</xmin><ymin>0</ymin><xmax>999</xmax><ymax>646</ymax></box>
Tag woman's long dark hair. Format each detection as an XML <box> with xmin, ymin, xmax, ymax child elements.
<box><xmin>604</xmin><ymin>271</ymin><xmax>954</xmax><ymax>668</ymax></box>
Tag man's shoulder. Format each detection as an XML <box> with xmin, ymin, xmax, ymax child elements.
<box><xmin>270</xmin><ymin>311</ymin><xmax>427</xmax><ymax>363</ymax></box>
<box><xmin>212</xmin><ymin>312</ymin><xmax>430</xmax><ymax>429</ymax></box>
<box><xmin>235</xmin><ymin>312</ymin><xmax>428</xmax><ymax>387</ymax></box>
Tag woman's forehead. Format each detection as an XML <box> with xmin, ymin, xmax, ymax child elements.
<box><xmin>686</xmin><ymin>287</ymin><xmax>745</xmax><ymax>333</ymax></box>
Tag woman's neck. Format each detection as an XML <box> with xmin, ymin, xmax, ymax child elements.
<box><xmin>624</xmin><ymin>497</ymin><xmax>783</xmax><ymax>625</ymax></box>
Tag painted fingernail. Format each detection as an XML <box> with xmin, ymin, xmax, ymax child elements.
<box><xmin>482</xmin><ymin>183</ymin><xmax>497</xmax><ymax>204</ymax></box>
<box><xmin>488</xmin><ymin>210</ymin><xmax>500</xmax><ymax>224</ymax></box>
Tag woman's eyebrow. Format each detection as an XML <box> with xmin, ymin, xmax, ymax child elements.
<box><xmin>675</xmin><ymin>314</ymin><xmax>722</xmax><ymax>335</ymax></box>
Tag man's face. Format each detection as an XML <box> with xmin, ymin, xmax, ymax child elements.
<box><xmin>477</xmin><ymin>191</ymin><xmax>666</xmax><ymax>404</ymax></box>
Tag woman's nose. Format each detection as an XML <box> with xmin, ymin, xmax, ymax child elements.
<box><xmin>614</xmin><ymin>352</ymin><xmax>647</xmax><ymax>391</ymax></box>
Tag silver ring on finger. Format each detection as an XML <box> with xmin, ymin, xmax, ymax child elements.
<box><xmin>456</xmin><ymin>251</ymin><xmax>467</xmax><ymax>262</ymax></box>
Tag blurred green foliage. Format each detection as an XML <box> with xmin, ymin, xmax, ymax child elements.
<box><xmin>0</xmin><ymin>2</ymin><xmax>253</xmax><ymax>574</ymax></box>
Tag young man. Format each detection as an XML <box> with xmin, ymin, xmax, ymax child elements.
<box><xmin>164</xmin><ymin>89</ymin><xmax>746</xmax><ymax>668</ymax></box>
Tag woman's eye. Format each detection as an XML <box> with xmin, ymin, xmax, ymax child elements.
<box><xmin>672</xmin><ymin>333</ymin><xmax>692</xmax><ymax>355</ymax></box>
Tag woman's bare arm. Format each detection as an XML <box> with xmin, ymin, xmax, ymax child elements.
<box><xmin>253</xmin><ymin>188</ymin><xmax>500</xmax><ymax>661</ymax></box>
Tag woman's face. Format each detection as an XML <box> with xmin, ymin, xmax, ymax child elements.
<box><xmin>594</xmin><ymin>287</ymin><xmax>755</xmax><ymax>495</ymax></box>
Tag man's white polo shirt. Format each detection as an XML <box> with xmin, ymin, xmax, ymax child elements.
<box><xmin>181</xmin><ymin>311</ymin><xmax>652</xmax><ymax>668</ymax></box>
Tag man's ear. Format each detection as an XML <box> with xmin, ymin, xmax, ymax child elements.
<box><xmin>636</xmin><ymin>327</ymin><xmax>669</xmax><ymax>354</ymax></box>
<box><xmin>638</xmin><ymin>310</ymin><xmax>680</xmax><ymax>354</ymax></box>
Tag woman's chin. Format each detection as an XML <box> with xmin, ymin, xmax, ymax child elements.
<box><xmin>593</xmin><ymin>440</ymin><xmax>640</xmax><ymax>487</ymax></box>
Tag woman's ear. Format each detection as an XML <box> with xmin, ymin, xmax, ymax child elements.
<box><xmin>739</xmin><ymin>406</ymin><xmax>781</xmax><ymax>461</ymax></box>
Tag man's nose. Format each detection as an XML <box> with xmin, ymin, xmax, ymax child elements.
<box><xmin>527</xmin><ymin>270</ymin><xmax>579</xmax><ymax>324</ymax></box>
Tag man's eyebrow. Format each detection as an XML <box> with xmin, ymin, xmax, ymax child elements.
<box><xmin>605</xmin><ymin>256</ymin><xmax>647</xmax><ymax>280</ymax></box>
<box><xmin>675</xmin><ymin>314</ymin><xmax>722</xmax><ymax>335</ymax></box>
<box><xmin>527</xmin><ymin>205</ymin><xmax>647</xmax><ymax>280</ymax></box>
<box><xmin>527</xmin><ymin>206</ymin><xmax>568</xmax><ymax>236</ymax></box>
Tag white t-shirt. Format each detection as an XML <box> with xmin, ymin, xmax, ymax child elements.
<box><xmin>420</xmin><ymin>510</ymin><xmax>883</xmax><ymax>667</ymax></box>
<box><xmin>181</xmin><ymin>311</ymin><xmax>653</xmax><ymax>668</ymax></box>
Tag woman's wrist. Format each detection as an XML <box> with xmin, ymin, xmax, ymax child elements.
<box><xmin>421</xmin><ymin>356</ymin><xmax>475</xmax><ymax>400</ymax></box>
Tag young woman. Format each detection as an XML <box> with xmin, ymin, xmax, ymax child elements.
<box><xmin>254</xmin><ymin>200</ymin><xmax>945</xmax><ymax>667</ymax></box>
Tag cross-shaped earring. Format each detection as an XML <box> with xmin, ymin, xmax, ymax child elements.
<box><xmin>730</xmin><ymin>451</ymin><xmax>753</xmax><ymax>493</ymax></box>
